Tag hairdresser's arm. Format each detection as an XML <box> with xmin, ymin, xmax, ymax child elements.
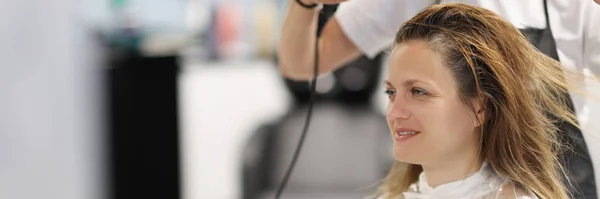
<box><xmin>278</xmin><ymin>0</ymin><xmax>435</xmax><ymax>81</ymax></box>
<box><xmin>278</xmin><ymin>0</ymin><xmax>360</xmax><ymax>81</ymax></box>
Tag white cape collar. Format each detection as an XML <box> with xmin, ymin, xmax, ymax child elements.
<box><xmin>403</xmin><ymin>161</ymin><xmax>506</xmax><ymax>199</ymax></box>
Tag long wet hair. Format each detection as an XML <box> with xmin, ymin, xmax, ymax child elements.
<box><xmin>376</xmin><ymin>4</ymin><xmax>578</xmax><ymax>199</ymax></box>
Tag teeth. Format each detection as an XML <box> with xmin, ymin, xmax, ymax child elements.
<box><xmin>398</xmin><ymin>131</ymin><xmax>416</xmax><ymax>136</ymax></box>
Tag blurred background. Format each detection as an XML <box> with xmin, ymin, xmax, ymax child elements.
<box><xmin>0</xmin><ymin>0</ymin><xmax>395</xmax><ymax>199</ymax></box>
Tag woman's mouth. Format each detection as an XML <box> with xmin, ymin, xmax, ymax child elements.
<box><xmin>394</xmin><ymin>129</ymin><xmax>420</xmax><ymax>142</ymax></box>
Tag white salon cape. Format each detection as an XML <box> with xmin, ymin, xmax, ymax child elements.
<box><xmin>384</xmin><ymin>162</ymin><xmax>538</xmax><ymax>199</ymax></box>
<box><xmin>335</xmin><ymin>0</ymin><xmax>600</xmax><ymax>196</ymax></box>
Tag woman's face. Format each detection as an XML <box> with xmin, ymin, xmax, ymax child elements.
<box><xmin>385</xmin><ymin>40</ymin><xmax>482</xmax><ymax>166</ymax></box>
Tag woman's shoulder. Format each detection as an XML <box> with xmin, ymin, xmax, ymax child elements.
<box><xmin>493</xmin><ymin>180</ymin><xmax>539</xmax><ymax>199</ymax></box>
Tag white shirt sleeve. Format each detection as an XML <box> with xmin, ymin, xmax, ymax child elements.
<box><xmin>583</xmin><ymin>1</ymin><xmax>600</xmax><ymax>77</ymax></box>
<box><xmin>334</xmin><ymin>0</ymin><xmax>435</xmax><ymax>58</ymax></box>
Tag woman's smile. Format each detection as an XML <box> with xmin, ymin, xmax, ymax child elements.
<box><xmin>394</xmin><ymin>127</ymin><xmax>421</xmax><ymax>142</ymax></box>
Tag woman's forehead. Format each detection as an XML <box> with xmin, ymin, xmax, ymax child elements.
<box><xmin>387</xmin><ymin>41</ymin><xmax>459</xmax><ymax>91</ymax></box>
<box><xmin>388</xmin><ymin>42</ymin><xmax>444</xmax><ymax>77</ymax></box>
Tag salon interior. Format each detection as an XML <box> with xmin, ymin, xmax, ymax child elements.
<box><xmin>3</xmin><ymin>0</ymin><xmax>600</xmax><ymax>199</ymax></box>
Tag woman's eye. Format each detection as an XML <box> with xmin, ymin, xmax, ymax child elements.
<box><xmin>411</xmin><ymin>88</ymin><xmax>430</xmax><ymax>96</ymax></box>
<box><xmin>384</xmin><ymin>89</ymin><xmax>396</xmax><ymax>98</ymax></box>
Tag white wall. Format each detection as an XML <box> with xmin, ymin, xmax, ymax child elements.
<box><xmin>179</xmin><ymin>61</ymin><xmax>291</xmax><ymax>199</ymax></box>
<box><xmin>0</xmin><ymin>1</ymin><xmax>105</xmax><ymax>199</ymax></box>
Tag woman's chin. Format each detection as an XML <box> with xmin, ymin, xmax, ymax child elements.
<box><xmin>393</xmin><ymin>149</ymin><xmax>421</xmax><ymax>164</ymax></box>
<box><xmin>394</xmin><ymin>150</ymin><xmax>414</xmax><ymax>164</ymax></box>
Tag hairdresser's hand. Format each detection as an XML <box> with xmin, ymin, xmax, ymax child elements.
<box><xmin>299</xmin><ymin>0</ymin><xmax>347</xmax><ymax>5</ymax></box>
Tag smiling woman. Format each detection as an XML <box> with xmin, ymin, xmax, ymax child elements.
<box><xmin>385</xmin><ymin>40</ymin><xmax>483</xmax><ymax>172</ymax></box>
<box><xmin>376</xmin><ymin>3</ymin><xmax>581</xmax><ymax>199</ymax></box>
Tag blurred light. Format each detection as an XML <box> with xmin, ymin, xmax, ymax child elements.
<box><xmin>340</xmin><ymin>67</ymin><xmax>367</xmax><ymax>91</ymax></box>
<box><xmin>316</xmin><ymin>73</ymin><xmax>336</xmax><ymax>94</ymax></box>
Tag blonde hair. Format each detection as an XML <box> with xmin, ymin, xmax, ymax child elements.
<box><xmin>377</xmin><ymin>4</ymin><xmax>578</xmax><ymax>199</ymax></box>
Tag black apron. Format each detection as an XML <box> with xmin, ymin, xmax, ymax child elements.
<box><xmin>519</xmin><ymin>0</ymin><xmax>597</xmax><ymax>198</ymax></box>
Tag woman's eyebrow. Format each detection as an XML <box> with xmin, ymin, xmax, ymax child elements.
<box><xmin>384</xmin><ymin>80</ymin><xmax>394</xmax><ymax>88</ymax></box>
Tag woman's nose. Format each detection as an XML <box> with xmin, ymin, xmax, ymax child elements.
<box><xmin>387</xmin><ymin>95</ymin><xmax>411</xmax><ymax>120</ymax></box>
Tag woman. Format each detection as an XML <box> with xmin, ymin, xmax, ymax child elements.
<box><xmin>377</xmin><ymin>3</ymin><xmax>580</xmax><ymax>199</ymax></box>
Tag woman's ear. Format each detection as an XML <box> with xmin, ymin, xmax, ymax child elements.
<box><xmin>471</xmin><ymin>98</ymin><xmax>487</xmax><ymax>127</ymax></box>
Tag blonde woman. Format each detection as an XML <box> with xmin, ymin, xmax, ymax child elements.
<box><xmin>376</xmin><ymin>4</ymin><xmax>584</xmax><ymax>199</ymax></box>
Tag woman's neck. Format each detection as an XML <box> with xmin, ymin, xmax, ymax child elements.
<box><xmin>422</xmin><ymin>156</ymin><xmax>483</xmax><ymax>188</ymax></box>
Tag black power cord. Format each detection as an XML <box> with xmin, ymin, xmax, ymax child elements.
<box><xmin>273</xmin><ymin>47</ymin><xmax>317</xmax><ymax>199</ymax></box>
<box><xmin>274</xmin><ymin>5</ymin><xmax>336</xmax><ymax>199</ymax></box>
